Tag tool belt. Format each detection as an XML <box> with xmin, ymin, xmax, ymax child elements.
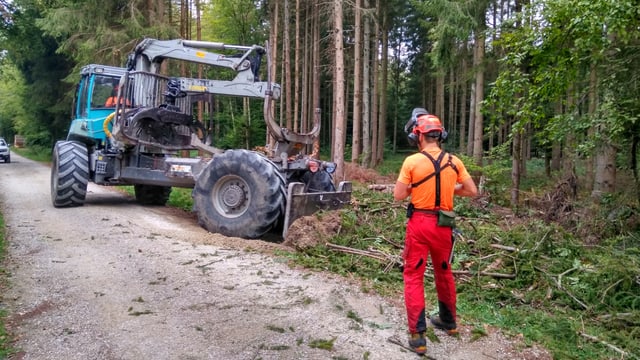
<box><xmin>407</xmin><ymin>203</ymin><xmax>456</xmax><ymax>228</ymax></box>
<box><xmin>407</xmin><ymin>203</ymin><xmax>438</xmax><ymax>217</ymax></box>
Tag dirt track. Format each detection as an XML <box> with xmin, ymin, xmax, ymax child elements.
<box><xmin>0</xmin><ymin>152</ymin><xmax>551</xmax><ymax>360</ymax></box>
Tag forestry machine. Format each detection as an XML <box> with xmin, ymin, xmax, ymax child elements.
<box><xmin>51</xmin><ymin>38</ymin><xmax>351</xmax><ymax>239</ymax></box>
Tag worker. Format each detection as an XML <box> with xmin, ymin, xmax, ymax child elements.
<box><xmin>301</xmin><ymin>159</ymin><xmax>336</xmax><ymax>193</ymax></box>
<box><xmin>105</xmin><ymin>87</ymin><xmax>131</xmax><ymax>107</ymax></box>
<box><xmin>393</xmin><ymin>108</ymin><xmax>477</xmax><ymax>355</ymax></box>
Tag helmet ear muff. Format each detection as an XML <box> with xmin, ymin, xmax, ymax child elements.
<box><xmin>440</xmin><ymin>129</ymin><xmax>448</xmax><ymax>143</ymax></box>
<box><xmin>407</xmin><ymin>132</ymin><xmax>418</xmax><ymax>146</ymax></box>
<box><xmin>404</xmin><ymin>107</ymin><xmax>430</xmax><ymax>146</ymax></box>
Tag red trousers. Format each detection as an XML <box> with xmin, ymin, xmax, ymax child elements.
<box><xmin>402</xmin><ymin>212</ymin><xmax>456</xmax><ymax>334</ymax></box>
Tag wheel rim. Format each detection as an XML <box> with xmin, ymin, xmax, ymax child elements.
<box><xmin>211</xmin><ymin>174</ymin><xmax>250</xmax><ymax>218</ymax></box>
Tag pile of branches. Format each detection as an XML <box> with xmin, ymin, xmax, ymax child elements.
<box><xmin>325</xmin><ymin>231</ymin><xmax>517</xmax><ymax>280</ymax></box>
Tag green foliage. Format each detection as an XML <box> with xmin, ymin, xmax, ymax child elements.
<box><xmin>0</xmin><ymin>61</ymin><xmax>28</xmax><ymax>141</ymax></box>
<box><xmin>489</xmin><ymin>0</ymin><xmax>640</xmax><ymax>183</ymax></box>
<box><xmin>374</xmin><ymin>151</ymin><xmax>405</xmax><ymax>176</ymax></box>
<box><xmin>453</xmin><ymin>215</ymin><xmax>640</xmax><ymax>359</ymax></box>
<box><xmin>0</xmin><ymin>213</ymin><xmax>15</xmax><ymax>358</ymax></box>
<box><xmin>168</xmin><ymin>188</ymin><xmax>194</xmax><ymax>212</ymax></box>
<box><xmin>201</xmin><ymin>0</ymin><xmax>268</xmax><ymax>45</ymax></box>
<box><xmin>285</xmin><ymin>159</ymin><xmax>640</xmax><ymax>359</ymax></box>
<box><xmin>265</xmin><ymin>324</ymin><xmax>286</xmax><ymax>333</ymax></box>
<box><xmin>203</xmin><ymin>97</ymin><xmax>270</xmax><ymax>150</ymax></box>
<box><xmin>307</xmin><ymin>337</ymin><xmax>336</xmax><ymax>351</ymax></box>
<box><xmin>37</xmin><ymin>0</ymin><xmax>178</xmax><ymax>67</ymax></box>
<box><xmin>0</xmin><ymin>307</ymin><xmax>10</xmax><ymax>358</ymax></box>
<box><xmin>412</xmin><ymin>0</ymin><xmax>476</xmax><ymax>69</ymax></box>
<box><xmin>569</xmin><ymin>193</ymin><xmax>640</xmax><ymax>244</ymax></box>
<box><xmin>12</xmin><ymin>146</ymin><xmax>52</xmax><ymax>162</ymax></box>
<box><xmin>0</xmin><ymin>0</ymin><xmax>75</xmax><ymax>147</ymax></box>
<box><xmin>458</xmin><ymin>150</ymin><xmax>514</xmax><ymax>206</ymax></box>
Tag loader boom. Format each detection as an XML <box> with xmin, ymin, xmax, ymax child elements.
<box><xmin>123</xmin><ymin>38</ymin><xmax>319</xmax><ymax>148</ymax></box>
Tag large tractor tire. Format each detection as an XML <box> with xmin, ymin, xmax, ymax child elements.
<box><xmin>193</xmin><ymin>149</ymin><xmax>286</xmax><ymax>239</ymax></box>
<box><xmin>51</xmin><ymin>141</ymin><xmax>89</xmax><ymax>207</ymax></box>
<box><xmin>134</xmin><ymin>184</ymin><xmax>172</xmax><ymax>205</ymax></box>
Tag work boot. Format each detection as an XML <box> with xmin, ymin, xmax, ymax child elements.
<box><xmin>408</xmin><ymin>332</ymin><xmax>427</xmax><ymax>355</ymax></box>
<box><xmin>431</xmin><ymin>300</ymin><xmax>458</xmax><ymax>335</ymax></box>
<box><xmin>430</xmin><ymin>315</ymin><xmax>458</xmax><ymax>335</ymax></box>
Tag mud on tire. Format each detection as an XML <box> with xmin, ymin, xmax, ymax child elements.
<box><xmin>193</xmin><ymin>149</ymin><xmax>285</xmax><ymax>239</ymax></box>
<box><xmin>51</xmin><ymin>141</ymin><xmax>89</xmax><ymax>207</ymax></box>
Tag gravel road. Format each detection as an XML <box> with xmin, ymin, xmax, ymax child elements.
<box><xmin>0</xmin><ymin>152</ymin><xmax>551</xmax><ymax>360</ymax></box>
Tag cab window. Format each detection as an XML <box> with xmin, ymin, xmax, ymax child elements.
<box><xmin>92</xmin><ymin>75</ymin><xmax>118</xmax><ymax>108</ymax></box>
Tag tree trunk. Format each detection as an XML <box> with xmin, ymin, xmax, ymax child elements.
<box><xmin>178</xmin><ymin>0</ymin><xmax>190</xmax><ymax>157</ymax></box>
<box><xmin>312</xmin><ymin>1</ymin><xmax>321</xmax><ymax>157</ymax></box>
<box><xmin>195</xmin><ymin>0</ymin><xmax>204</xmax><ymax>155</ymax></box>
<box><xmin>521</xmin><ymin>123</ymin><xmax>528</xmax><ymax>162</ymax></box>
<box><xmin>551</xmin><ymin>100</ymin><xmax>563</xmax><ymax>172</ymax></box>
<box><xmin>632</xmin><ymin>135</ymin><xmax>640</xmax><ymax>203</ymax></box>
<box><xmin>423</xmin><ymin>62</ymin><xmax>429</xmax><ymax>108</ymax></box>
<box><xmin>392</xmin><ymin>28</ymin><xmax>402</xmax><ymax>153</ymax></box>
<box><xmin>472</xmin><ymin>32</ymin><xmax>485</xmax><ymax>166</ymax></box>
<box><xmin>551</xmin><ymin>142</ymin><xmax>562</xmax><ymax>172</ymax></box>
<box><xmin>268</xmin><ymin>0</ymin><xmax>279</xmax><ymax>148</ymax></box>
<box><xmin>377</xmin><ymin>1</ymin><xmax>388</xmax><ymax>164</ymax></box>
<box><xmin>592</xmin><ymin>145</ymin><xmax>616</xmax><ymax>199</ymax></box>
<box><xmin>293</xmin><ymin>0</ymin><xmax>301</xmax><ymax>132</ymax></box>
<box><xmin>448</xmin><ymin>69</ymin><xmax>456</xmax><ymax>145</ymax></box>
<box><xmin>459</xmin><ymin>48</ymin><xmax>468</xmax><ymax>153</ymax></box>
<box><xmin>244</xmin><ymin>97</ymin><xmax>250</xmax><ymax>149</ymax></box>
<box><xmin>301</xmin><ymin>3</ymin><xmax>310</xmax><ymax>133</ymax></box>
<box><xmin>283</xmin><ymin>0</ymin><xmax>292</xmax><ymax>129</ymax></box>
<box><xmin>585</xmin><ymin>62</ymin><xmax>597</xmax><ymax>192</ymax></box>
<box><xmin>562</xmin><ymin>89</ymin><xmax>577</xmax><ymax>199</ymax></box>
<box><xmin>361</xmin><ymin>0</ymin><xmax>371</xmax><ymax>168</ymax></box>
<box><xmin>332</xmin><ymin>0</ymin><xmax>346</xmax><ymax>182</ymax></box>
<box><xmin>370</xmin><ymin>9</ymin><xmax>380</xmax><ymax>167</ymax></box>
<box><xmin>351</xmin><ymin>0</ymin><xmax>362</xmax><ymax>163</ymax></box>
<box><xmin>147</xmin><ymin>0</ymin><xmax>155</xmax><ymax>25</ymax></box>
<box><xmin>591</xmin><ymin>32</ymin><xmax>620</xmax><ymax>200</ymax></box>
<box><xmin>511</xmin><ymin>127</ymin><xmax>522</xmax><ymax>209</ymax></box>
<box><xmin>466</xmin><ymin>82</ymin><xmax>475</xmax><ymax>157</ymax></box>
<box><xmin>436</xmin><ymin>72</ymin><xmax>445</xmax><ymax>121</ymax></box>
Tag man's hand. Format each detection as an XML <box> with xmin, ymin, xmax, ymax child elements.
<box><xmin>454</xmin><ymin>178</ymin><xmax>478</xmax><ymax>198</ymax></box>
<box><xmin>394</xmin><ymin>181</ymin><xmax>412</xmax><ymax>201</ymax></box>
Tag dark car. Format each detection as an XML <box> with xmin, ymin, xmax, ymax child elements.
<box><xmin>0</xmin><ymin>138</ymin><xmax>11</xmax><ymax>163</ymax></box>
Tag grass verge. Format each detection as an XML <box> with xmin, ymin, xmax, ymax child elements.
<box><xmin>11</xmin><ymin>146</ymin><xmax>51</xmax><ymax>163</ymax></box>
<box><xmin>0</xmin><ymin>212</ymin><xmax>14</xmax><ymax>358</ymax></box>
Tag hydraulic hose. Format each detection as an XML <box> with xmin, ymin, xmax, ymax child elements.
<box><xmin>103</xmin><ymin>112</ymin><xmax>116</xmax><ymax>139</ymax></box>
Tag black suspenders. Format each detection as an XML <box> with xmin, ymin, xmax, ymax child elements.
<box><xmin>410</xmin><ymin>151</ymin><xmax>459</xmax><ymax>208</ymax></box>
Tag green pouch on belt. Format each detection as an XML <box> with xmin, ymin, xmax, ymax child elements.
<box><xmin>437</xmin><ymin>210</ymin><xmax>456</xmax><ymax>228</ymax></box>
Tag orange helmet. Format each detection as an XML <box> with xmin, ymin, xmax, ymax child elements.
<box><xmin>413</xmin><ymin>114</ymin><xmax>443</xmax><ymax>135</ymax></box>
<box><xmin>404</xmin><ymin>107</ymin><xmax>448</xmax><ymax>145</ymax></box>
